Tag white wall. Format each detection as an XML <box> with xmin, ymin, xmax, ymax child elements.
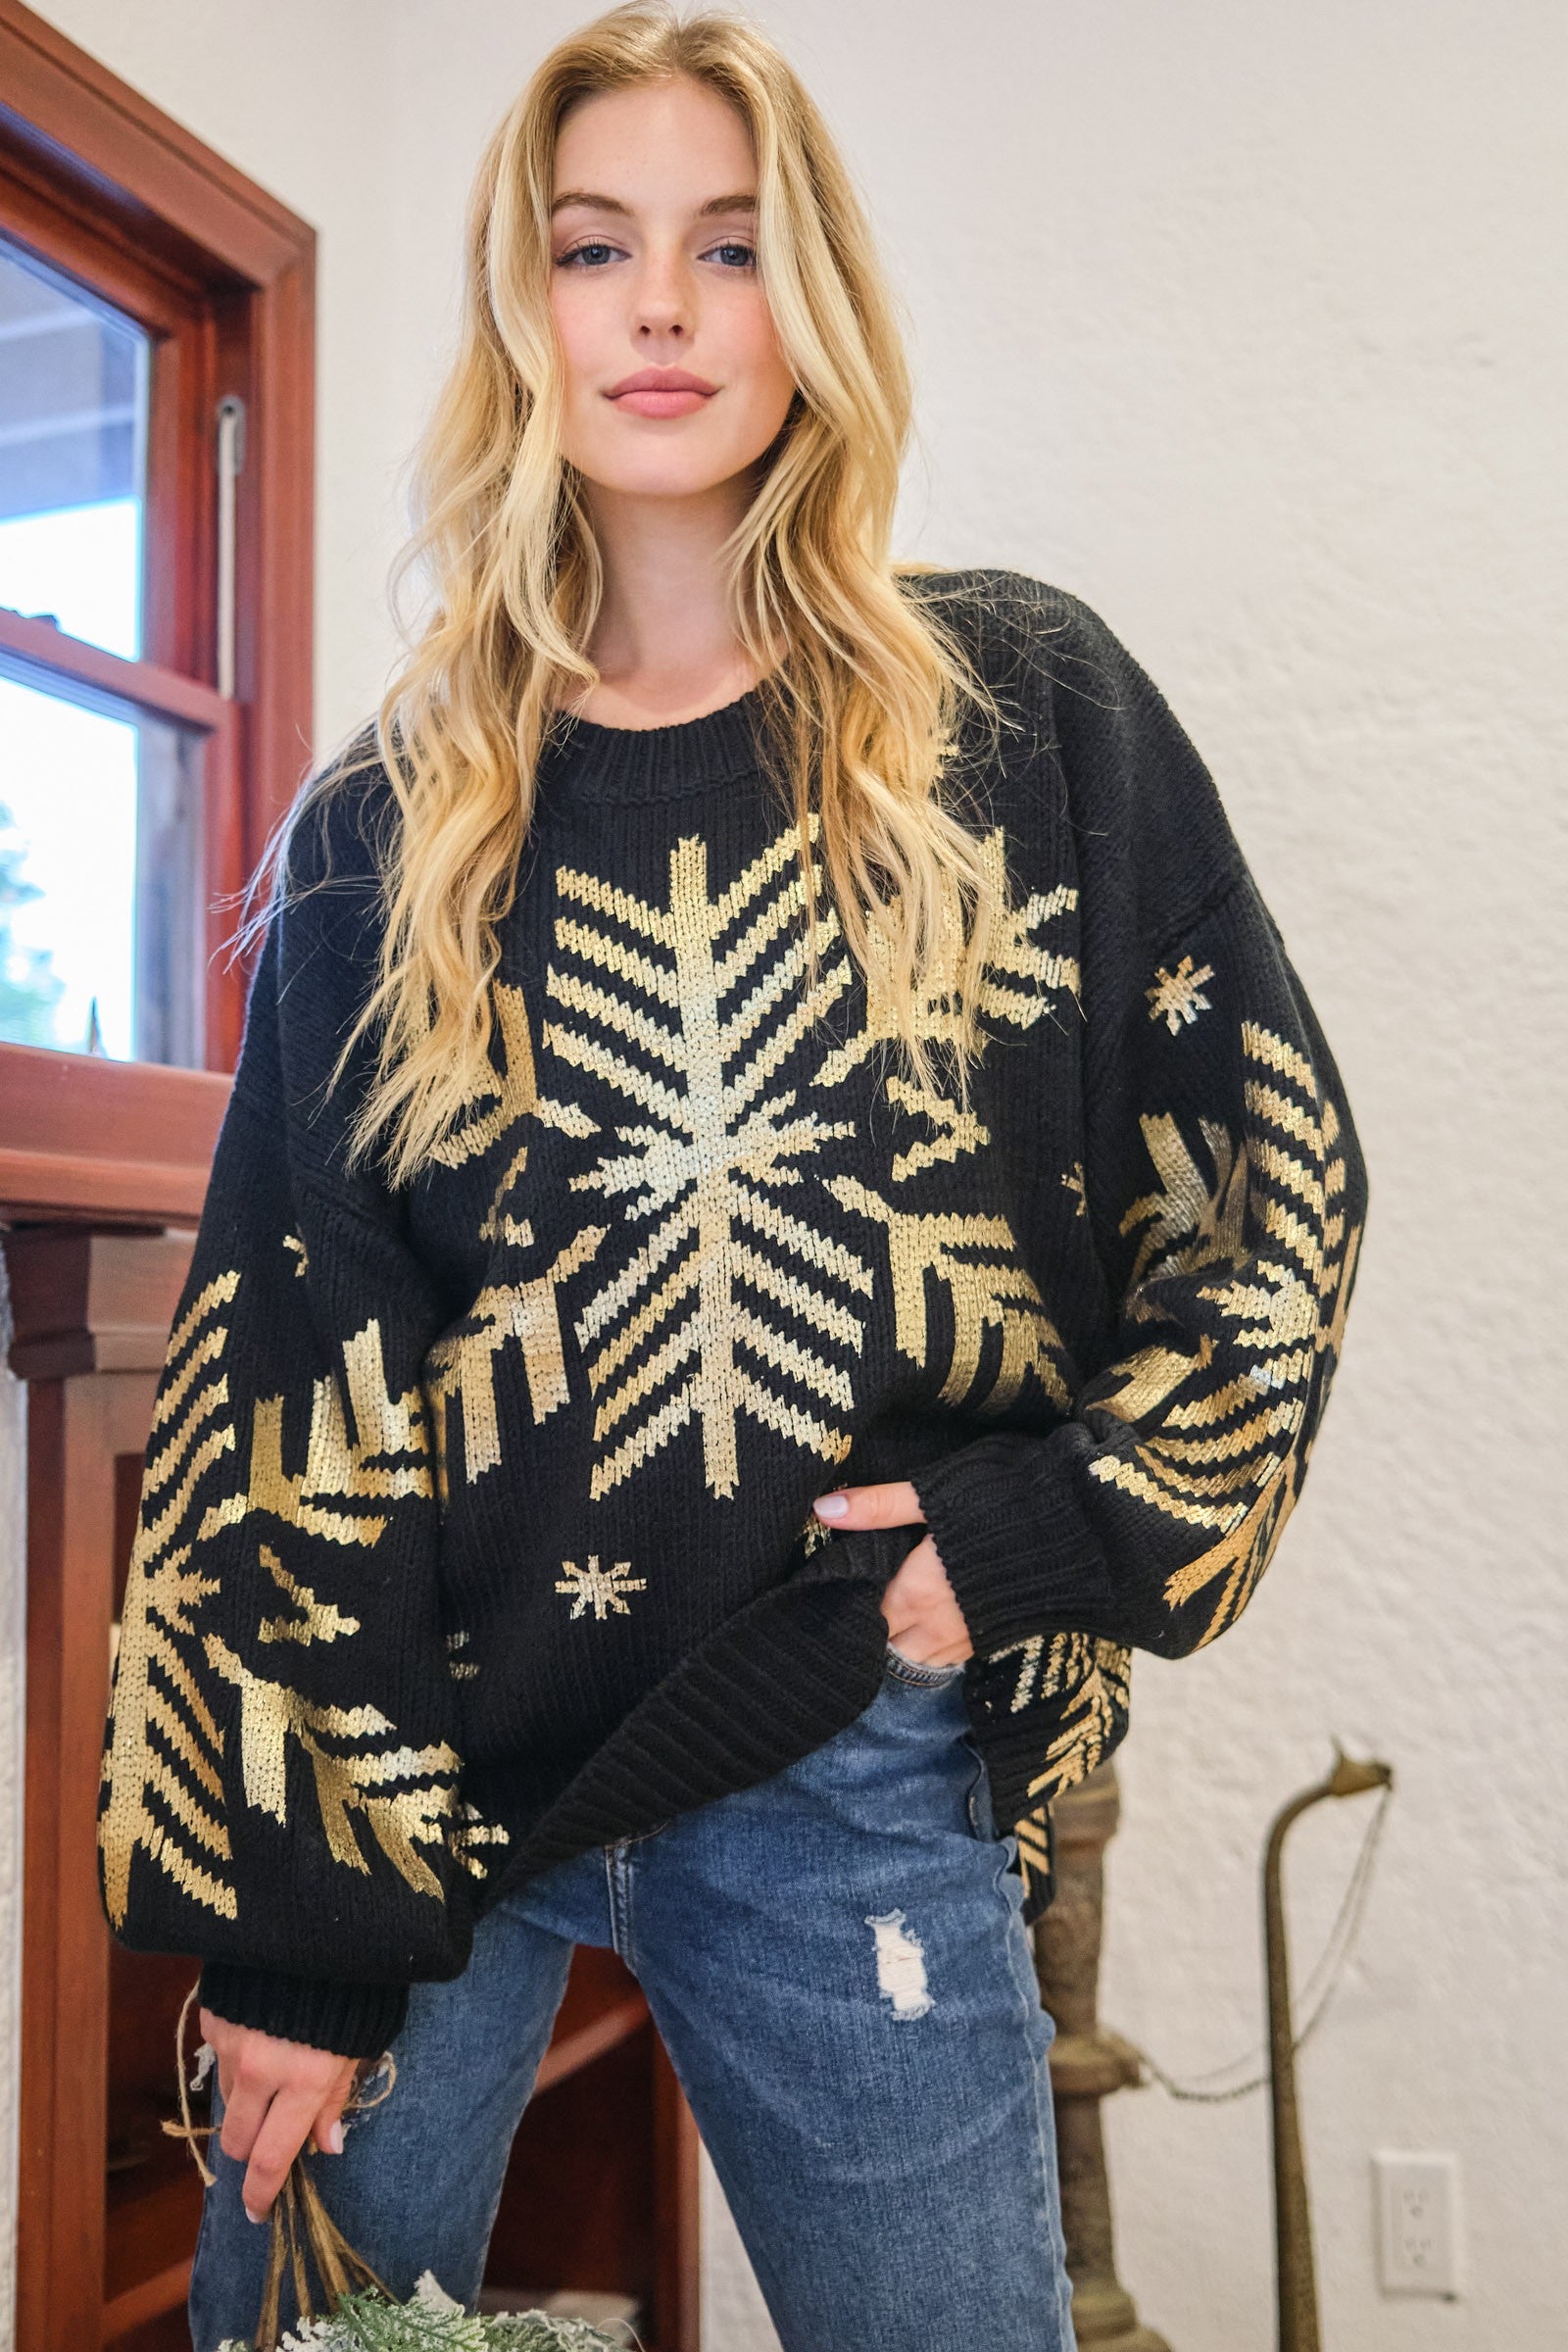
<box><xmin>7</xmin><ymin>5</ymin><xmax>1563</xmax><ymax>2348</ymax></box>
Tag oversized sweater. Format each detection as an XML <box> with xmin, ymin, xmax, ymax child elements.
<box><xmin>97</xmin><ymin>570</ymin><xmax>1367</xmax><ymax>2057</ymax></box>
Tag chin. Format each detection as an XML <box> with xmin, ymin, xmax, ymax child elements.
<box><xmin>585</xmin><ymin>450</ymin><xmax>746</xmax><ymax>499</ymax></box>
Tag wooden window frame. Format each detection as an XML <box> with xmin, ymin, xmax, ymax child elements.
<box><xmin>0</xmin><ymin>0</ymin><xmax>316</xmax><ymax>1217</ymax></box>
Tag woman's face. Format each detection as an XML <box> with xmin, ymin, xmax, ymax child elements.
<box><xmin>549</xmin><ymin>75</ymin><xmax>799</xmax><ymax>503</ymax></box>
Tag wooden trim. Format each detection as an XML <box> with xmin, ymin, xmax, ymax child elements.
<box><xmin>202</xmin><ymin>700</ymin><xmax>251</xmax><ymax>1074</ymax></box>
<box><xmin>0</xmin><ymin>1045</ymin><xmax>226</xmax><ymax>1226</ymax></box>
<box><xmin>245</xmin><ymin>241</ymin><xmax>317</xmax><ymax>856</ymax></box>
<box><xmin>102</xmin><ymin>2257</ymin><xmax>192</xmax><ymax>2342</ymax></box>
<box><xmin>4</xmin><ymin>1228</ymin><xmax>191</xmax><ymax>1378</ymax></box>
<box><xmin>0</xmin><ymin>1</ymin><xmax>316</xmax><ymax>283</ymax></box>
<box><xmin>0</xmin><ymin>608</ymin><xmax>229</xmax><ymax>730</ymax></box>
<box><xmin>0</xmin><ymin>144</ymin><xmax>202</xmax><ymax>328</ymax></box>
<box><xmin>534</xmin><ymin>1990</ymin><xmax>652</xmax><ymax>2096</ymax></box>
<box><xmin>18</xmin><ymin>1368</ymin><xmax>158</xmax><ymax>2352</ymax></box>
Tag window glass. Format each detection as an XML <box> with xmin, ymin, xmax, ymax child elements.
<box><xmin>0</xmin><ymin>671</ymin><xmax>203</xmax><ymax>1063</ymax></box>
<box><xmin>0</xmin><ymin>237</ymin><xmax>148</xmax><ymax>662</ymax></box>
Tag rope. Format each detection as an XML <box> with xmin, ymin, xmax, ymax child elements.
<box><xmin>167</xmin><ymin>1980</ymin><xmax>218</xmax><ymax>2184</ymax></box>
<box><xmin>1126</xmin><ymin>1781</ymin><xmax>1393</xmax><ymax>2105</ymax></box>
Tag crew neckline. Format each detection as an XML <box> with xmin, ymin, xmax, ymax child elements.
<box><xmin>536</xmin><ymin>674</ymin><xmax>781</xmax><ymax>803</ymax></box>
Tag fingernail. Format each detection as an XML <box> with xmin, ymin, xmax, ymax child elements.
<box><xmin>813</xmin><ymin>1494</ymin><xmax>849</xmax><ymax>1520</ymax></box>
<box><xmin>244</xmin><ymin>2205</ymin><xmax>266</xmax><ymax>2226</ymax></box>
<box><xmin>324</xmin><ymin>2119</ymin><xmax>343</xmax><ymax>2154</ymax></box>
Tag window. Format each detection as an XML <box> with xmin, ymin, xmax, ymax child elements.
<box><xmin>0</xmin><ymin>0</ymin><xmax>315</xmax><ymax>1220</ymax></box>
<box><xmin>1</xmin><ymin>243</ymin><xmax>205</xmax><ymax>1062</ymax></box>
<box><xmin>0</xmin><ymin>243</ymin><xmax>148</xmax><ymax>663</ymax></box>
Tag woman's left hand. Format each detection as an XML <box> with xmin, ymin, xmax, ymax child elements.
<box><xmin>812</xmin><ymin>1482</ymin><xmax>973</xmax><ymax>1668</ymax></box>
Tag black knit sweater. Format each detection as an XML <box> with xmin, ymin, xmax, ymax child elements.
<box><xmin>97</xmin><ymin>570</ymin><xmax>1366</xmax><ymax>2056</ymax></box>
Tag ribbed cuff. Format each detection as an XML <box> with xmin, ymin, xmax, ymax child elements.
<box><xmin>912</xmin><ymin>1433</ymin><xmax>1117</xmax><ymax>1659</ymax></box>
<box><xmin>198</xmin><ymin>1961</ymin><xmax>409</xmax><ymax>2058</ymax></box>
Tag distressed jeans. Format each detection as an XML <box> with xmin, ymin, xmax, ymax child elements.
<box><xmin>188</xmin><ymin>1643</ymin><xmax>1077</xmax><ymax>2352</ymax></box>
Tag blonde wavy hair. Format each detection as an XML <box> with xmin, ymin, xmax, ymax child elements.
<box><xmin>264</xmin><ymin>0</ymin><xmax>1016</xmax><ymax>1185</ymax></box>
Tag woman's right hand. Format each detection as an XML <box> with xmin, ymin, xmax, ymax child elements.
<box><xmin>200</xmin><ymin>2007</ymin><xmax>362</xmax><ymax>2222</ymax></box>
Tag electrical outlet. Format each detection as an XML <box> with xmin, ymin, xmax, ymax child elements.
<box><xmin>1373</xmin><ymin>2151</ymin><xmax>1462</xmax><ymax>2298</ymax></box>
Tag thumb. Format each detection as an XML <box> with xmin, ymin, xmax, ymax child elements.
<box><xmin>812</xmin><ymin>1480</ymin><xmax>925</xmax><ymax>1530</ymax></box>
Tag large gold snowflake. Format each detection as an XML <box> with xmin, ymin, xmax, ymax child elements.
<box><xmin>546</xmin><ymin>819</ymin><xmax>869</xmax><ymax>1500</ymax></box>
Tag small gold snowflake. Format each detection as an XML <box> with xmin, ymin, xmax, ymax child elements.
<box><xmin>1146</xmin><ymin>956</ymin><xmax>1215</xmax><ymax>1035</ymax></box>
<box><xmin>556</xmin><ymin>1555</ymin><xmax>647</xmax><ymax>1621</ymax></box>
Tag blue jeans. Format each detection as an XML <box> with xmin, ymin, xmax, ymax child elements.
<box><xmin>188</xmin><ymin>1645</ymin><xmax>1076</xmax><ymax>2351</ymax></box>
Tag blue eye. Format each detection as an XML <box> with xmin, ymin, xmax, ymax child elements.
<box><xmin>555</xmin><ymin>239</ymin><xmax>757</xmax><ymax>270</ymax></box>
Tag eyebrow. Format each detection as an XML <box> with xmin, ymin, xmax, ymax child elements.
<box><xmin>550</xmin><ymin>188</ymin><xmax>758</xmax><ymax>220</ymax></box>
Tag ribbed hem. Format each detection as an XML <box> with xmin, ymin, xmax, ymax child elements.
<box><xmin>472</xmin><ymin>1525</ymin><xmax>915</xmax><ymax>1909</ymax></box>
<box><xmin>535</xmin><ymin>674</ymin><xmax>782</xmax><ymax>803</ymax></box>
<box><xmin>911</xmin><ymin>1433</ymin><xmax>1118</xmax><ymax>1659</ymax></box>
<box><xmin>198</xmin><ymin>1961</ymin><xmax>409</xmax><ymax>2058</ymax></box>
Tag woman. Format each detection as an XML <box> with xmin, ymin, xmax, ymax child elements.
<box><xmin>98</xmin><ymin>7</ymin><xmax>1366</xmax><ymax>2347</ymax></box>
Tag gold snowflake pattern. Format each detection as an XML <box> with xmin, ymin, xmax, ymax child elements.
<box><xmin>1120</xmin><ymin>1111</ymin><xmax>1248</xmax><ymax>1289</ymax></box>
<box><xmin>556</xmin><ymin>1555</ymin><xmax>648</xmax><ymax>1622</ymax></box>
<box><xmin>813</xmin><ymin>829</ymin><xmax>1079</xmax><ymax>1087</ymax></box>
<box><xmin>450</xmin><ymin>1802</ymin><xmax>510</xmax><ymax>1881</ymax></box>
<box><xmin>547</xmin><ymin>820</ymin><xmax>868</xmax><ymax>1501</ymax></box>
<box><xmin>828</xmin><ymin>1179</ymin><xmax>1072</xmax><ymax>1411</ymax></box>
<box><xmin>1147</xmin><ymin>956</ymin><xmax>1215</xmax><ymax>1035</ymax></box>
<box><xmin>1089</xmin><ymin>1020</ymin><xmax>1364</xmax><ymax>1650</ymax></box>
<box><xmin>98</xmin><ymin>1274</ymin><xmax>455</xmax><ymax>1929</ymax></box>
<box><xmin>987</xmin><ymin>1633</ymin><xmax>1132</xmax><ymax>1913</ymax></box>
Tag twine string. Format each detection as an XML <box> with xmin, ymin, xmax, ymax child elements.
<box><xmin>168</xmin><ymin>1979</ymin><xmax>217</xmax><ymax>2184</ymax></box>
<box><xmin>163</xmin><ymin>1976</ymin><xmax>398</xmax><ymax>2348</ymax></box>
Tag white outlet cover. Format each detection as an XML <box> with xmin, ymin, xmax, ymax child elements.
<box><xmin>1372</xmin><ymin>2150</ymin><xmax>1462</xmax><ymax>2299</ymax></box>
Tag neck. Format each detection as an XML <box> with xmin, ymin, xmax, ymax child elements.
<box><xmin>569</xmin><ymin>475</ymin><xmax>770</xmax><ymax>722</ymax></box>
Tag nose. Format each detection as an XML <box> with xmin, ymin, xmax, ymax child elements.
<box><xmin>631</xmin><ymin>245</ymin><xmax>693</xmax><ymax>339</ymax></box>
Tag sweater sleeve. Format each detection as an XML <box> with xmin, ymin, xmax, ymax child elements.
<box><xmin>914</xmin><ymin>588</ymin><xmax>1368</xmax><ymax>1663</ymax></box>
<box><xmin>97</xmin><ymin>787</ymin><xmax>478</xmax><ymax>2057</ymax></box>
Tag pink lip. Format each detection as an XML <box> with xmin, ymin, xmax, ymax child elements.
<box><xmin>607</xmin><ymin>368</ymin><xmax>717</xmax><ymax>418</ymax></box>
<box><xmin>612</xmin><ymin>386</ymin><xmax>712</xmax><ymax>416</ymax></box>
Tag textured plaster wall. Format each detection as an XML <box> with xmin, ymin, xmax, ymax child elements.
<box><xmin>5</xmin><ymin>4</ymin><xmax>1563</xmax><ymax>2347</ymax></box>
